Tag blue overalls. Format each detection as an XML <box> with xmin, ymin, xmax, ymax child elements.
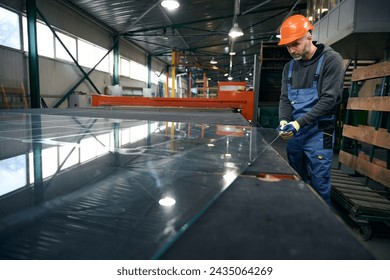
<box><xmin>286</xmin><ymin>55</ymin><xmax>335</xmax><ymax>206</ymax></box>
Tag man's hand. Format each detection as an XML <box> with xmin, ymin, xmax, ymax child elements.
<box><xmin>285</xmin><ymin>121</ymin><xmax>300</xmax><ymax>133</ymax></box>
<box><xmin>277</xmin><ymin>120</ymin><xmax>292</xmax><ymax>139</ymax></box>
<box><xmin>277</xmin><ymin>120</ymin><xmax>300</xmax><ymax>140</ymax></box>
<box><xmin>277</xmin><ymin>120</ymin><xmax>288</xmax><ymax>131</ymax></box>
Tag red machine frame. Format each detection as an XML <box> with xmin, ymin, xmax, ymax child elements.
<box><xmin>92</xmin><ymin>81</ymin><xmax>254</xmax><ymax>122</ymax></box>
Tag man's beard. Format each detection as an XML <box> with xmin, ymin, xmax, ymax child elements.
<box><xmin>292</xmin><ymin>54</ymin><xmax>303</xmax><ymax>61</ymax></box>
<box><xmin>292</xmin><ymin>41</ymin><xmax>310</xmax><ymax>61</ymax></box>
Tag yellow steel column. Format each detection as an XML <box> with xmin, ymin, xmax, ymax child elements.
<box><xmin>165</xmin><ymin>73</ymin><xmax>169</xmax><ymax>97</ymax></box>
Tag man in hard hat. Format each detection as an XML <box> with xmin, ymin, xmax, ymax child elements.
<box><xmin>277</xmin><ymin>14</ymin><xmax>344</xmax><ymax>206</ymax></box>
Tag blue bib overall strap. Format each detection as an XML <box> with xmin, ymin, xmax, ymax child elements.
<box><xmin>287</xmin><ymin>55</ymin><xmax>325</xmax><ymax>122</ymax></box>
<box><xmin>286</xmin><ymin>54</ymin><xmax>334</xmax><ymax>206</ymax></box>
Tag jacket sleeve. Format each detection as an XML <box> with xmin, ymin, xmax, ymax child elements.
<box><xmin>278</xmin><ymin>62</ymin><xmax>293</xmax><ymax>123</ymax></box>
<box><xmin>297</xmin><ymin>51</ymin><xmax>344</xmax><ymax>128</ymax></box>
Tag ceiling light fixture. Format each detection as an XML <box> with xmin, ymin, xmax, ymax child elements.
<box><xmin>229</xmin><ymin>0</ymin><xmax>244</xmax><ymax>38</ymax></box>
<box><xmin>210</xmin><ymin>57</ymin><xmax>218</xmax><ymax>64</ymax></box>
<box><xmin>161</xmin><ymin>0</ymin><xmax>180</xmax><ymax>11</ymax></box>
<box><xmin>229</xmin><ymin>23</ymin><xmax>244</xmax><ymax>38</ymax></box>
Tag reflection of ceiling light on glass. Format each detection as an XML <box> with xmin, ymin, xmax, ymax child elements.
<box><xmin>228</xmin><ymin>76</ymin><xmax>233</xmax><ymax>81</ymax></box>
<box><xmin>276</xmin><ymin>34</ymin><xmax>281</xmax><ymax>38</ymax></box>
<box><xmin>223</xmin><ymin>171</ymin><xmax>237</xmax><ymax>185</ymax></box>
<box><xmin>229</xmin><ymin>51</ymin><xmax>236</xmax><ymax>56</ymax></box>
<box><xmin>224</xmin><ymin>162</ymin><xmax>236</xmax><ymax>168</ymax></box>
<box><xmin>224</xmin><ymin>73</ymin><xmax>229</xmax><ymax>77</ymax></box>
<box><xmin>161</xmin><ymin>0</ymin><xmax>180</xmax><ymax>10</ymax></box>
<box><xmin>159</xmin><ymin>197</ymin><xmax>176</xmax><ymax>207</ymax></box>
<box><xmin>207</xmin><ymin>143</ymin><xmax>215</xmax><ymax>147</ymax></box>
<box><xmin>229</xmin><ymin>23</ymin><xmax>244</xmax><ymax>38</ymax></box>
<box><xmin>210</xmin><ymin>57</ymin><xmax>218</xmax><ymax>64</ymax></box>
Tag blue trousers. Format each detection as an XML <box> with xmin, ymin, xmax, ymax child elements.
<box><xmin>287</xmin><ymin>124</ymin><xmax>333</xmax><ymax>206</ymax></box>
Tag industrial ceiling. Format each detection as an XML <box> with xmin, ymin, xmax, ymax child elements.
<box><xmin>59</xmin><ymin>0</ymin><xmax>307</xmax><ymax>86</ymax></box>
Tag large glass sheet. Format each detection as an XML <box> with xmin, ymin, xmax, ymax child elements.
<box><xmin>0</xmin><ymin>113</ymin><xmax>278</xmax><ymax>259</ymax></box>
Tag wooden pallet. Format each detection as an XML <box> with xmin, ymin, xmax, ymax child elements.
<box><xmin>331</xmin><ymin>169</ymin><xmax>390</xmax><ymax>240</ymax></box>
<box><xmin>333</xmin><ymin>60</ymin><xmax>390</xmax><ymax>240</ymax></box>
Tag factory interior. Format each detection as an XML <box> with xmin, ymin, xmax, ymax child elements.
<box><xmin>0</xmin><ymin>0</ymin><xmax>390</xmax><ymax>261</ymax></box>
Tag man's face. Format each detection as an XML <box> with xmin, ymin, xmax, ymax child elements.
<box><xmin>285</xmin><ymin>35</ymin><xmax>311</xmax><ymax>61</ymax></box>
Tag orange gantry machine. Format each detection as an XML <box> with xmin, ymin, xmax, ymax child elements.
<box><xmin>91</xmin><ymin>81</ymin><xmax>254</xmax><ymax>122</ymax></box>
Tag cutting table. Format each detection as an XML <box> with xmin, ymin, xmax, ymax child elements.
<box><xmin>0</xmin><ymin>108</ymin><xmax>372</xmax><ymax>259</ymax></box>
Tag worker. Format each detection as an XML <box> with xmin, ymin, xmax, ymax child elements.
<box><xmin>277</xmin><ymin>14</ymin><xmax>344</xmax><ymax>206</ymax></box>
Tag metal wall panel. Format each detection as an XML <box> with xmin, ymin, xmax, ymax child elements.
<box><xmin>0</xmin><ymin>48</ymin><xmax>25</xmax><ymax>86</ymax></box>
<box><xmin>355</xmin><ymin>0</ymin><xmax>390</xmax><ymax>32</ymax></box>
<box><xmin>36</xmin><ymin>0</ymin><xmax>112</xmax><ymax>49</ymax></box>
<box><xmin>313</xmin><ymin>0</ymin><xmax>390</xmax><ymax>59</ymax></box>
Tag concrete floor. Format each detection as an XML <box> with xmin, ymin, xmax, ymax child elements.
<box><xmin>271</xmin><ymin>137</ymin><xmax>390</xmax><ymax>260</ymax></box>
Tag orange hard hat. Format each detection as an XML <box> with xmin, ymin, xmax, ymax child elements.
<box><xmin>278</xmin><ymin>14</ymin><xmax>314</xmax><ymax>45</ymax></box>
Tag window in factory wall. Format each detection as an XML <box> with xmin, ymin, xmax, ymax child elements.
<box><xmin>22</xmin><ymin>18</ymin><xmax>54</xmax><ymax>58</ymax></box>
<box><xmin>22</xmin><ymin>19</ymin><xmax>52</xmax><ymax>58</ymax></box>
<box><xmin>37</xmin><ymin>22</ymin><xmax>54</xmax><ymax>58</ymax></box>
<box><xmin>95</xmin><ymin>45</ymin><xmax>110</xmax><ymax>72</ymax></box>
<box><xmin>130</xmin><ymin>60</ymin><xmax>148</xmax><ymax>83</ymax></box>
<box><xmin>78</xmin><ymin>38</ymin><xmax>110</xmax><ymax>72</ymax></box>
<box><xmin>21</xmin><ymin>15</ymin><xmax>112</xmax><ymax>73</ymax></box>
<box><xmin>78</xmin><ymin>39</ymin><xmax>95</xmax><ymax>68</ymax></box>
<box><xmin>0</xmin><ymin>6</ymin><xmax>21</xmax><ymax>50</ymax></box>
<box><xmin>55</xmin><ymin>32</ymin><xmax>77</xmax><ymax>62</ymax></box>
<box><xmin>120</xmin><ymin>57</ymin><xmax>130</xmax><ymax>77</ymax></box>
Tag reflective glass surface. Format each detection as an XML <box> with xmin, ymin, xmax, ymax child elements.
<box><xmin>0</xmin><ymin>112</ymin><xmax>278</xmax><ymax>259</ymax></box>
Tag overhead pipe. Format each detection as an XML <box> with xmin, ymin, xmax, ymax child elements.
<box><xmin>242</xmin><ymin>0</ymin><xmax>272</xmax><ymax>15</ymax></box>
<box><xmin>234</xmin><ymin>0</ymin><xmax>241</xmax><ymax>17</ymax></box>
